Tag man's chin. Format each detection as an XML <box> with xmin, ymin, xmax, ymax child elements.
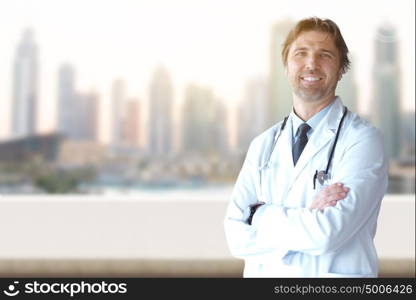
<box><xmin>295</xmin><ymin>90</ymin><xmax>324</xmax><ymax>102</ymax></box>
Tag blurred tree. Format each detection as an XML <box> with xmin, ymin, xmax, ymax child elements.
<box><xmin>34</xmin><ymin>167</ymin><xmax>96</xmax><ymax>194</ymax></box>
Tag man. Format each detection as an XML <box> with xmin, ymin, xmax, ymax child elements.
<box><xmin>224</xmin><ymin>17</ymin><xmax>388</xmax><ymax>277</ymax></box>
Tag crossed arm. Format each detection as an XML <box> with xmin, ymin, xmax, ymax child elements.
<box><xmin>248</xmin><ymin>182</ymin><xmax>349</xmax><ymax>223</ymax></box>
<box><xmin>224</xmin><ymin>128</ymin><xmax>387</xmax><ymax>259</ymax></box>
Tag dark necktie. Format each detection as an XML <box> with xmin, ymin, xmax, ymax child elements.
<box><xmin>292</xmin><ymin>123</ymin><xmax>311</xmax><ymax>166</ymax></box>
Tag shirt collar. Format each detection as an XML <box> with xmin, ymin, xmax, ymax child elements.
<box><xmin>290</xmin><ymin>99</ymin><xmax>335</xmax><ymax>137</ymax></box>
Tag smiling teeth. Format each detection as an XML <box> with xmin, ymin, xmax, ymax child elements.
<box><xmin>303</xmin><ymin>77</ymin><xmax>321</xmax><ymax>81</ymax></box>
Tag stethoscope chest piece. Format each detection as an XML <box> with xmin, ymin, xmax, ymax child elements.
<box><xmin>317</xmin><ymin>170</ymin><xmax>329</xmax><ymax>185</ymax></box>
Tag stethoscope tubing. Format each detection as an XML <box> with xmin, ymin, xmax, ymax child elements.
<box><xmin>260</xmin><ymin>106</ymin><xmax>348</xmax><ymax>175</ymax></box>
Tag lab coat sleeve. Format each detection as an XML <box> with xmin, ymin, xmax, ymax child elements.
<box><xmin>252</xmin><ymin>126</ymin><xmax>388</xmax><ymax>256</ymax></box>
<box><xmin>224</xmin><ymin>140</ymin><xmax>286</xmax><ymax>259</ymax></box>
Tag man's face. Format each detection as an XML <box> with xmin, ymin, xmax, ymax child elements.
<box><xmin>285</xmin><ymin>30</ymin><xmax>342</xmax><ymax>103</ymax></box>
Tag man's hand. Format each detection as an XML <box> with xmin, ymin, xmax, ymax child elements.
<box><xmin>310</xmin><ymin>182</ymin><xmax>349</xmax><ymax>211</ymax></box>
<box><xmin>247</xmin><ymin>202</ymin><xmax>265</xmax><ymax>225</ymax></box>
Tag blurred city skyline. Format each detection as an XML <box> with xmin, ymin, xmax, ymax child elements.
<box><xmin>0</xmin><ymin>0</ymin><xmax>414</xmax><ymax>195</ymax></box>
<box><xmin>0</xmin><ymin>0</ymin><xmax>414</xmax><ymax>147</ymax></box>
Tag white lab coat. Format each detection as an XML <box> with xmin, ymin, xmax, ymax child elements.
<box><xmin>224</xmin><ymin>97</ymin><xmax>388</xmax><ymax>277</ymax></box>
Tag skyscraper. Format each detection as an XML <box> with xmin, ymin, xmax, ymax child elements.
<box><xmin>111</xmin><ymin>79</ymin><xmax>127</xmax><ymax>147</ymax></box>
<box><xmin>57</xmin><ymin>65</ymin><xmax>98</xmax><ymax>141</ymax></box>
<box><xmin>371</xmin><ymin>24</ymin><xmax>401</xmax><ymax>160</ymax></box>
<box><xmin>12</xmin><ymin>29</ymin><xmax>38</xmax><ymax>138</ymax></box>
<box><xmin>122</xmin><ymin>99</ymin><xmax>140</xmax><ymax>147</ymax></box>
<box><xmin>77</xmin><ymin>90</ymin><xmax>99</xmax><ymax>141</ymax></box>
<box><xmin>336</xmin><ymin>55</ymin><xmax>358</xmax><ymax>113</ymax></box>
<box><xmin>57</xmin><ymin>64</ymin><xmax>77</xmax><ymax>139</ymax></box>
<box><xmin>400</xmin><ymin>111</ymin><xmax>415</xmax><ymax>164</ymax></box>
<box><xmin>268</xmin><ymin>19</ymin><xmax>295</xmax><ymax>127</ymax></box>
<box><xmin>182</xmin><ymin>84</ymin><xmax>214</xmax><ymax>154</ymax></box>
<box><xmin>237</xmin><ymin>77</ymin><xmax>269</xmax><ymax>153</ymax></box>
<box><xmin>148</xmin><ymin>67</ymin><xmax>174</xmax><ymax>156</ymax></box>
<box><xmin>212</xmin><ymin>97</ymin><xmax>229</xmax><ymax>156</ymax></box>
<box><xmin>181</xmin><ymin>84</ymin><xmax>228</xmax><ymax>156</ymax></box>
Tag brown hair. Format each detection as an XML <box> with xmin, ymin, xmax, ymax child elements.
<box><xmin>282</xmin><ymin>17</ymin><xmax>350</xmax><ymax>74</ymax></box>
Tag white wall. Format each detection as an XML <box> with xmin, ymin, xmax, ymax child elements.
<box><xmin>0</xmin><ymin>194</ymin><xmax>414</xmax><ymax>260</ymax></box>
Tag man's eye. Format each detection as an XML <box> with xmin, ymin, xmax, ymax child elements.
<box><xmin>320</xmin><ymin>53</ymin><xmax>331</xmax><ymax>58</ymax></box>
<box><xmin>295</xmin><ymin>52</ymin><xmax>306</xmax><ymax>56</ymax></box>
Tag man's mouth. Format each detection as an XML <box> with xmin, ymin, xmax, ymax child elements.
<box><xmin>300</xmin><ymin>76</ymin><xmax>323</xmax><ymax>82</ymax></box>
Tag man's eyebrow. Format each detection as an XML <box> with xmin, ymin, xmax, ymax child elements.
<box><xmin>320</xmin><ymin>49</ymin><xmax>336</xmax><ymax>55</ymax></box>
<box><xmin>292</xmin><ymin>47</ymin><xmax>336</xmax><ymax>56</ymax></box>
<box><xmin>293</xmin><ymin>47</ymin><xmax>308</xmax><ymax>51</ymax></box>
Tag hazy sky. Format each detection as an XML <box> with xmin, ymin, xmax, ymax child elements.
<box><xmin>0</xmin><ymin>0</ymin><xmax>414</xmax><ymax>143</ymax></box>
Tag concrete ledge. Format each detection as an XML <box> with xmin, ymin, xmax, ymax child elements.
<box><xmin>0</xmin><ymin>194</ymin><xmax>413</xmax><ymax>278</ymax></box>
<box><xmin>0</xmin><ymin>259</ymin><xmax>243</xmax><ymax>278</ymax></box>
<box><xmin>0</xmin><ymin>258</ymin><xmax>414</xmax><ymax>278</ymax></box>
<box><xmin>378</xmin><ymin>259</ymin><xmax>416</xmax><ymax>278</ymax></box>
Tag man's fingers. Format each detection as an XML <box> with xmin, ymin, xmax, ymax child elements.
<box><xmin>311</xmin><ymin>183</ymin><xmax>350</xmax><ymax>211</ymax></box>
<box><xmin>320</xmin><ymin>200</ymin><xmax>338</xmax><ymax>210</ymax></box>
<box><xmin>312</xmin><ymin>196</ymin><xmax>339</xmax><ymax>210</ymax></box>
<box><xmin>331</xmin><ymin>184</ymin><xmax>348</xmax><ymax>194</ymax></box>
<box><xmin>325</xmin><ymin>185</ymin><xmax>349</xmax><ymax>197</ymax></box>
<box><xmin>323</xmin><ymin>200</ymin><xmax>338</xmax><ymax>209</ymax></box>
<box><xmin>323</xmin><ymin>183</ymin><xmax>342</xmax><ymax>195</ymax></box>
<box><xmin>327</xmin><ymin>192</ymin><xmax>347</xmax><ymax>202</ymax></box>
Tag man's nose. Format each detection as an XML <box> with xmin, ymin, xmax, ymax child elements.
<box><xmin>305</xmin><ymin>54</ymin><xmax>319</xmax><ymax>70</ymax></box>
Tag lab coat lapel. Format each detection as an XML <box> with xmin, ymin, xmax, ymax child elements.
<box><xmin>269</xmin><ymin>115</ymin><xmax>293</xmax><ymax>168</ymax></box>
<box><xmin>291</xmin><ymin>128</ymin><xmax>334</xmax><ymax>180</ymax></box>
<box><xmin>288</xmin><ymin>98</ymin><xmax>345</xmax><ymax>189</ymax></box>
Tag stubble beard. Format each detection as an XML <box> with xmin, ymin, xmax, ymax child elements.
<box><xmin>293</xmin><ymin>80</ymin><xmax>337</xmax><ymax>103</ymax></box>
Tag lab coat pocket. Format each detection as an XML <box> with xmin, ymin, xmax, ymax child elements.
<box><xmin>312</xmin><ymin>170</ymin><xmax>335</xmax><ymax>200</ymax></box>
<box><xmin>314</xmin><ymin>169</ymin><xmax>332</xmax><ymax>191</ymax></box>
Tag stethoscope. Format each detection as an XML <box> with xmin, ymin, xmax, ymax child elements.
<box><xmin>260</xmin><ymin>106</ymin><xmax>348</xmax><ymax>190</ymax></box>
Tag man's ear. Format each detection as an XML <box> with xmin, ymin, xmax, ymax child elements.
<box><xmin>337</xmin><ymin>70</ymin><xmax>343</xmax><ymax>81</ymax></box>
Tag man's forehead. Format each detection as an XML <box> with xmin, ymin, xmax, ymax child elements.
<box><xmin>291</xmin><ymin>31</ymin><xmax>337</xmax><ymax>49</ymax></box>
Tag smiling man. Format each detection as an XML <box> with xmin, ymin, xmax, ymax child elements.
<box><xmin>286</xmin><ymin>31</ymin><xmax>342</xmax><ymax>118</ymax></box>
<box><xmin>224</xmin><ymin>17</ymin><xmax>388</xmax><ymax>277</ymax></box>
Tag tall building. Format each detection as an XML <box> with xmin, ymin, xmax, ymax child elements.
<box><xmin>212</xmin><ymin>98</ymin><xmax>229</xmax><ymax>156</ymax></box>
<box><xmin>400</xmin><ymin>111</ymin><xmax>415</xmax><ymax>164</ymax></box>
<box><xmin>57</xmin><ymin>65</ymin><xmax>98</xmax><ymax>141</ymax></box>
<box><xmin>122</xmin><ymin>98</ymin><xmax>140</xmax><ymax>147</ymax></box>
<box><xmin>181</xmin><ymin>84</ymin><xmax>228</xmax><ymax>156</ymax></box>
<box><xmin>12</xmin><ymin>29</ymin><xmax>39</xmax><ymax>138</ymax></box>
<box><xmin>371</xmin><ymin>24</ymin><xmax>401</xmax><ymax>160</ymax></box>
<box><xmin>111</xmin><ymin>79</ymin><xmax>127</xmax><ymax>147</ymax></box>
<box><xmin>148</xmin><ymin>67</ymin><xmax>174</xmax><ymax>156</ymax></box>
<box><xmin>237</xmin><ymin>77</ymin><xmax>270</xmax><ymax>153</ymax></box>
<box><xmin>77</xmin><ymin>90</ymin><xmax>99</xmax><ymax>141</ymax></box>
<box><xmin>336</xmin><ymin>55</ymin><xmax>358</xmax><ymax>113</ymax></box>
<box><xmin>268</xmin><ymin>19</ymin><xmax>295</xmax><ymax>127</ymax></box>
<box><xmin>57</xmin><ymin>64</ymin><xmax>77</xmax><ymax>139</ymax></box>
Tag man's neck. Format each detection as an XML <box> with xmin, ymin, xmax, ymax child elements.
<box><xmin>293</xmin><ymin>95</ymin><xmax>336</xmax><ymax>121</ymax></box>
